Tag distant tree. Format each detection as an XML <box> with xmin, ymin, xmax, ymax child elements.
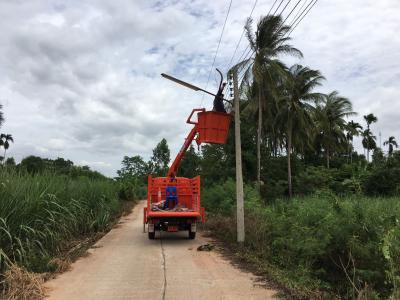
<box><xmin>53</xmin><ymin>157</ymin><xmax>74</xmax><ymax>173</ymax></box>
<box><xmin>362</xmin><ymin>129</ymin><xmax>377</xmax><ymax>159</ymax></box>
<box><xmin>179</xmin><ymin>144</ymin><xmax>201</xmax><ymax>178</ymax></box>
<box><xmin>117</xmin><ymin>155</ymin><xmax>148</xmax><ymax>182</ymax></box>
<box><xmin>372</xmin><ymin>147</ymin><xmax>385</xmax><ymax>167</ymax></box>
<box><xmin>346</xmin><ymin>121</ymin><xmax>363</xmax><ymax>163</ymax></box>
<box><xmin>19</xmin><ymin>156</ymin><xmax>45</xmax><ymax>173</ymax></box>
<box><xmin>150</xmin><ymin>138</ymin><xmax>170</xmax><ymax>176</ymax></box>
<box><xmin>0</xmin><ymin>134</ymin><xmax>13</xmax><ymax>163</ymax></box>
<box><xmin>5</xmin><ymin>157</ymin><xmax>15</xmax><ymax>166</ymax></box>
<box><xmin>238</xmin><ymin>14</ymin><xmax>302</xmax><ymax>190</ymax></box>
<box><xmin>315</xmin><ymin>91</ymin><xmax>355</xmax><ymax>168</ymax></box>
<box><xmin>277</xmin><ymin>64</ymin><xmax>324</xmax><ymax>197</ymax></box>
<box><xmin>383</xmin><ymin>136</ymin><xmax>398</xmax><ymax>156</ymax></box>
<box><xmin>363</xmin><ymin>113</ymin><xmax>378</xmax><ymax>161</ymax></box>
<box><xmin>0</xmin><ymin>104</ymin><xmax>4</xmax><ymax>128</ymax></box>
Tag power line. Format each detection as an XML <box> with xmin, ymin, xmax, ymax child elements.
<box><xmin>285</xmin><ymin>0</ymin><xmax>316</xmax><ymax>36</ymax></box>
<box><xmin>281</xmin><ymin>0</ymin><xmax>302</xmax><ymax>25</ymax></box>
<box><xmin>226</xmin><ymin>0</ymin><xmax>259</xmax><ymax>69</ymax></box>
<box><xmin>236</xmin><ymin>0</ymin><xmax>294</xmax><ymax>74</ymax></box>
<box><xmin>267</xmin><ymin>0</ymin><xmax>280</xmax><ymax>16</ymax></box>
<box><xmin>278</xmin><ymin>0</ymin><xmax>292</xmax><ymax>17</ymax></box>
<box><xmin>272</xmin><ymin>0</ymin><xmax>285</xmax><ymax>16</ymax></box>
<box><xmin>286</xmin><ymin>0</ymin><xmax>318</xmax><ymax>36</ymax></box>
<box><xmin>230</xmin><ymin>0</ymin><xmax>282</xmax><ymax>72</ymax></box>
<box><xmin>238</xmin><ymin>0</ymin><xmax>319</xmax><ymax>85</ymax></box>
<box><xmin>201</xmin><ymin>0</ymin><xmax>233</xmax><ymax>105</ymax></box>
<box><xmin>288</xmin><ymin>0</ymin><xmax>308</xmax><ymax>25</ymax></box>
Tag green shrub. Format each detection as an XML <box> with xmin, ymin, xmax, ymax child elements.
<box><xmin>202</xmin><ymin>178</ymin><xmax>259</xmax><ymax>215</ymax></box>
<box><xmin>117</xmin><ymin>177</ymin><xmax>146</xmax><ymax>201</ymax></box>
<box><xmin>294</xmin><ymin>166</ymin><xmax>334</xmax><ymax>195</ymax></box>
<box><xmin>207</xmin><ymin>186</ymin><xmax>400</xmax><ymax>299</ymax></box>
<box><xmin>363</xmin><ymin>168</ymin><xmax>400</xmax><ymax>196</ymax></box>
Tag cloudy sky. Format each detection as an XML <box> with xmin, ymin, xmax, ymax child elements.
<box><xmin>0</xmin><ymin>0</ymin><xmax>399</xmax><ymax>176</ymax></box>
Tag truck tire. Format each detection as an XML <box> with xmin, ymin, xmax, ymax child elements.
<box><xmin>189</xmin><ymin>230</ymin><xmax>196</xmax><ymax>239</ymax></box>
<box><xmin>148</xmin><ymin>231</ymin><xmax>155</xmax><ymax>240</ymax></box>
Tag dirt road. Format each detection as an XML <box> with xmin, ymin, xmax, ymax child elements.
<box><xmin>45</xmin><ymin>201</ymin><xmax>277</xmax><ymax>300</ymax></box>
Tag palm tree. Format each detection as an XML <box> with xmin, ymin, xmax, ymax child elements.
<box><xmin>346</xmin><ymin>121</ymin><xmax>362</xmax><ymax>163</ymax></box>
<box><xmin>383</xmin><ymin>136</ymin><xmax>398</xmax><ymax>156</ymax></box>
<box><xmin>363</xmin><ymin>113</ymin><xmax>378</xmax><ymax>161</ymax></box>
<box><xmin>0</xmin><ymin>134</ymin><xmax>14</xmax><ymax>162</ymax></box>
<box><xmin>277</xmin><ymin>64</ymin><xmax>324</xmax><ymax>197</ymax></box>
<box><xmin>237</xmin><ymin>15</ymin><xmax>302</xmax><ymax>190</ymax></box>
<box><xmin>315</xmin><ymin>91</ymin><xmax>355</xmax><ymax>168</ymax></box>
<box><xmin>362</xmin><ymin>129</ymin><xmax>376</xmax><ymax>158</ymax></box>
<box><xmin>0</xmin><ymin>104</ymin><xmax>4</xmax><ymax>128</ymax></box>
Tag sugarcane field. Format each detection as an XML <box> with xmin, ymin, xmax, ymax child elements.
<box><xmin>1</xmin><ymin>1</ymin><xmax>400</xmax><ymax>299</ymax></box>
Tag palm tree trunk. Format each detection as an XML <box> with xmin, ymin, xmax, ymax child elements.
<box><xmin>327</xmin><ymin>148</ymin><xmax>330</xmax><ymax>169</ymax></box>
<box><xmin>347</xmin><ymin>138</ymin><xmax>350</xmax><ymax>164</ymax></box>
<box><xmin>287</xmin><ymin>125</ymin><xmax>292</xmax><ymax>198</ymax></box>
<box><xmin>350</xmin><ymin>143</ymin><xmax>353</xmax><ymax>164</ymax></box>
<box><xmin>3</xmin><ymin>148</ymin><xmax>6</xmax><ymax>164</ymax></box>
<box><xmin>257</xmin><ymin>88</ymin><xmax>262</xmax><ymax>192</ymax></box>
<box><xmin>367</xmin><ymin>124</ymin><xmax>370</xmax><ymax>162</ymax></box>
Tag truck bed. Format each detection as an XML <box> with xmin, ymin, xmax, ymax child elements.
<box><xmin>144</xmin><ymin>175</ymin><xmax>205</xmax><ymax>223</ymax></box>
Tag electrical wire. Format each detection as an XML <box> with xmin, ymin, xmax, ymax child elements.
<box><xmin>272</xmin><ymin>0</ymin><xmax>285</xmax><ymax>16</ymax></box>
<box><xmin>288</xmin><ymin>0</ymin><xmax>308</xmax><ymax>26</ymax></box>
<box><xmin>201</xmin><ymin>0</ymin><xmax>233</xmax><ymax>106</ymax></box>
<box><xmin>281</xmin><ymin>0</ymin><xmax>302</xmax><ymax>25</ymax></box>
<box><xmin>237</xmin><ymin>0</ymin><xmax>319</xmax><ymax>85</ymax></box>
<box><xmin>277</xmin><ymin>0</ymin><xmax>292</xmax><ymax>17</ymax></box>
<box><xmin>266</xmin><ymin>0</ymin><xmax>280</xmax><ymax>16</ymax></box>
<box><xmin>230</xmin><ymin>0</ymin><xmax>282</xmax><ymax>72</ymax></box>
<box><xmin>286</xmin><ymin>0</ymin><xmax>318</xmax><ymax>36</ymax></box>
<box><xmin>226</xmin><ymin>0</ymin><xmax>259</xmax><ymax>69</ymax></box>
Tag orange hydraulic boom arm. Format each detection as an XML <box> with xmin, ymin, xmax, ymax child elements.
<box><xmin>167</xmin><ymin>108</ymin><xmax>205</xmax><ymax>177</ymax></box>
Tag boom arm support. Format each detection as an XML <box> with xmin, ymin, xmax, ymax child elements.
<box><xmin>167</xmin><ymin>126</ymin><xmax>197</xmax><ymax>177</ymax></box>
<box><xmin>167</xmin><ymin>108</ymin><xmax>205</xmax><ymax>177</ymax></box>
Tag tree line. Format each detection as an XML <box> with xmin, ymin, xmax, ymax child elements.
<box><xmin>228</xmin><ymin>14</ymin><xmax>397</xmax><ymax>197</ymax></box>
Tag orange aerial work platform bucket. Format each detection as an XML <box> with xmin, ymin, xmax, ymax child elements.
<box><xmin>196</xmin><ymin>111</ymin><xmax>231</xmax><ymax>144</ymax></box>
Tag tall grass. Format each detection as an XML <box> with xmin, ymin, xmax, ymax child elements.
<box><xmin>0</xmin><ymin>168</ymin><xmax>121</xmax><ymax>274</ymax></box>
<box><xmin>204</xmin><ymin>181</ymin><xmax>400</xmax><ymax>299</ymax></box>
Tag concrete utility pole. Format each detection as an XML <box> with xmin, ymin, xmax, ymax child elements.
<box><xmin>231</xmin><ymin>69</ymin><xmax>245</xmax><ymax>243</ymax></box>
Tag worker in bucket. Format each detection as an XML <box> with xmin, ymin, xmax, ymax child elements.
<box><xmin>213</xmin><ymin>82</ymin><xmax>227</xmax><ymax>113</ymax></box>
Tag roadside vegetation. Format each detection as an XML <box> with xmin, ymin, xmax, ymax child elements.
<box><xmin>0</xmin><ymin>153</ymin><xmax>141</xmax><ymax>298</ymax></box>
<box><xmin>119</xmin><ymin>14</ymin><xmax>400</xmax><ymax>299</ymax></box>
<box><xmin>0</xmin><ymin>157</ymin><xmax>142</xmax><ymax>298</ymax></box>
<box><xmin>199</xmin><ymin>14</ymin><xmax>400</xmax><ymax>299</ymax></box>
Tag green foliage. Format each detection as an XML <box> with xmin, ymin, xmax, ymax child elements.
<box><xmin>179</xmin><ymin>145</ymin><xmax>200</xmax><ymax>178</ymax></box>
<box><xmin>117</xmin><ymin>155</ymin><xmax>148</xmax><ymax>183</ymax></box>
<box><xmin>0</xmin><ymin>168</ymin><xmax>121</xmax><ymax>274</ymax></box>
<box><xmin>200</xmin><ymin>144</ymin><xmax>233</xmax><ymax>186</ymax></box>
<box><xmin>363</xmin><ymin>168</ymin><xmax>400</xmax><ymax>196</ymax></box>
<box><xmin>207</xmin><ymin>187</ymin><xmax>400</xmax><ymax>299</ymax></box>
<box><xmin>19</xmin><ymin>155</ymin><xmax>46</xmax><ymax>173</ymax></box>
<box><xmin>294</xmin><ymin>166</ymin><xmax>333</xmax><ymax>195</ymax></box>
<box><xmin>17</xmin><ymin>156</ymin><xmax>106</xmax><ymax>180</ymax></box>
<box><xmin>4</xmin><ymin>157</ymin><xmax>15</xmax><ymax>167</ymax></box>
<box><xmin>202</xmin><ymin>179</ymin><xmax>259</xmax><ymax>216</ymax></box>
<box><xmin>150</xmin><ymin>138</ymin><xmax>170</xmax><ymax>176</ymax></box>
<box><xmin>116</xmin><ymin>176</ymin><xmax>146</xmax><ymax>201</ymax></box>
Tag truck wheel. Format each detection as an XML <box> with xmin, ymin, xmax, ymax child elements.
<box><xmin>189</xmin><ymin>230</ymin><xmax>196</xmax><ymax>239</ymax></box>
<box><xmin>148</xmin><ymin>231</ymin><xmax>155</xmax><ymax>240</ymax></box>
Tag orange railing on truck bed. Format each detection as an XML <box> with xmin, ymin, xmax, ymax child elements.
<box><xmin>144</xmin><ymin>175</ymin><xmax>205</xmax><ymax>223</ymax></box>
